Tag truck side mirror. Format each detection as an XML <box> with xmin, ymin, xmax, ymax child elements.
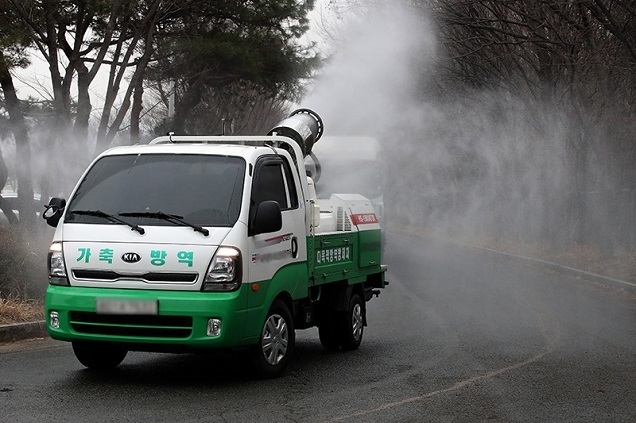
<box><xmin>42</xmin><ymin>197</ymin><xmax>66</xmax><ymax>228</ymax></box>
<box><xmin>250</xmin><ymin>200</ymin><xmax>282</xmax><ymax>236</ymax></box>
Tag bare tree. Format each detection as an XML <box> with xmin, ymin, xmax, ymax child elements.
<box><xmin>0</xmin><ymin>52</ymin><xmax>34</xmax><ymax>227</ymax></box>
<box><xmin>0</xmin><ymin>1</ymin><xmax>35</xmax><ymax>227</ymax></box>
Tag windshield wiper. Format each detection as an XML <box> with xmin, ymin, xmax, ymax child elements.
<box><xmin>119</xmin><ymin>211</ymin><xmax>209</xmax><ymax>236</ymax></box>
<box><xmin>70</xmin><ymin>209</ymin><xmax>145</xmax><ymax>235</ymax></box>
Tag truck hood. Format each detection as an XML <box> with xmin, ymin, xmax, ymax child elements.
<box><xmin>60</xmin><ymin>224</ymin><xmax>231</xmax><ymax>291</ymax></box>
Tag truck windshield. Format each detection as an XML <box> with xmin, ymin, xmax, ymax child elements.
<box><xmin>65</xmin><ymin>154</ymin><xmax>245</xmax><ymax>227</ymax></box>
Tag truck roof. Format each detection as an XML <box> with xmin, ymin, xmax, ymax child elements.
<box><xmin>99</xmin><ymin>135</ymin><xmax>302</xmax><ymax>162</ymax></box>
<box><xmin>101</xmin><ymin>143</ymin><xmax>260</xmax><ymax>157</ymax></box>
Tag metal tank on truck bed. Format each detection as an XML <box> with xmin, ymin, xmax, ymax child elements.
<box><xmin>42</xmin><ymin>109</ymin><xmax>387</xmax><ymax>378</ymax></box>
<box><xmin>304</xmin><ymin>135</ymin><xmax>386</xmax><ymax>242</ymax></box>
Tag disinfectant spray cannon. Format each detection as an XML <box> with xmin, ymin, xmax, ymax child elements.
<box><xmin>268</xmin><ymin>109</ymin><xmax>325</xmax><ymax>182</ymax></box>
<box><xmin>268</xmin><ymin>109</ymin><xmax>324</xmax><ymax>158</ymax></box>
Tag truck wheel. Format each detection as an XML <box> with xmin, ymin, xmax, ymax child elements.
<box><xmin>252</xmin><ymin>300</ymin><xmax>295</xmax><ymax>379</ymax></box>
<box><xmin>340</xmin><ymin>293</ymin><xmax>364</xmax><ymax>351</ymax></box>
<box><xmin>72</xmin><ymin>342</ymin><xmax>127</xmax><ymax>370</ymax></box>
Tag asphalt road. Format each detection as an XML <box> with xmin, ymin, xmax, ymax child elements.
<box><xmin>1</xmin><ymin>231</ymin><xmax>635</xmax><ymax>422</ymax></box>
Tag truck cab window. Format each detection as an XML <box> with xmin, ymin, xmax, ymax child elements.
<box><xmin>252</xmin><ymin>157</ymin><xmax>299</xmax><ymax>211</ymax></box>
<box><xmin>282</xmin><ymin>159</ymin><xmax>299</xmax><ymax>209</ymax></box>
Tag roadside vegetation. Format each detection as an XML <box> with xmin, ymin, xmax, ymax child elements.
<box><xmin>0</xmin><ymin>297</ymin><xmax>43</xmax><ymax>325</ymax></box>
<box><xmin>0</xmin><ymin>224</ymin><xmax>47</xmax><ymax>324</ymax></box>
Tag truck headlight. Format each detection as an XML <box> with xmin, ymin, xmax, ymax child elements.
<box><xmin>48</xmin><ymin>242</ymin><xmax>70</xmax><ymax>286</ymax></box>
<box><xmin>202</xmin><ymin>247</ymin><xmax>242</xmax><ymax>292</ymax></box>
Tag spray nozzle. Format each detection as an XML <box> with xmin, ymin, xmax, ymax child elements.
<box><xmin>267</xmin><ymin>108</ymin><xmax>324</xmax><ymax>158</ymax></box>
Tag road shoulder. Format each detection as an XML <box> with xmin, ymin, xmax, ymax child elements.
<box><xmin>0</xmin><ymin>321</ymin><xmax>48</xmax><ymax>343</ymax></box>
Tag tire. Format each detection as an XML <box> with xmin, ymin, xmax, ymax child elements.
<box><xmin>72</xmin><ymin>342</ymin><xmax>127</xmax><ymax>370</ymax></box>
<box><xmin>318</xmin><ymin>312</ymin><xmax>341</xmax><ymax>351</ymax></box>
<box><xmin>339</xmin><ymin>293</ymin><xmax>364</xmax><ymax>351</ymax></box>
<box><xmin>252</xmin><ymin>300</ymin><xmax>295</xmax><ymax>379</ymax></box>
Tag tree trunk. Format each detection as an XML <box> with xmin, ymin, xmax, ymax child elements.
<box><xmin>0</xmin><ymin>57</ymin><xmax>35</xmax><ymax>229</ymax></box>
<box><xmin>130</xmin><ymin>77</ymin><xmax>143</xmax><ymax>144</ymax></box>
<box><xmin>74</xmin><ymin>63</ymin><xmax>92</xmax><ymax>141</ymax></box>
<box><xmin>95</xmin><ymin>0</ymin><xmax>162</xmax><ymax>153</ymax></box>
<box><xmin>0</xmin><ymin>144</ymin><xmax>19</xmax><ymax>225</ymax></box>
<box><xmin>173</xmin><ymin>79</ymin><xmax>206</xmax><ymax>133</ymax></box>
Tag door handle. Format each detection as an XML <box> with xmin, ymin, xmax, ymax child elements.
<box><xmin>291</xmin><ymin>236</ymin><xmax>298</xmax><ymax>258</ymax></box>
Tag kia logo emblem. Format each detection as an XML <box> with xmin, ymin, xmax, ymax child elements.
<box><xmin>121</xmin><ymin>252</ymin><xmax>142</xmax><ymax>263</ymax></box>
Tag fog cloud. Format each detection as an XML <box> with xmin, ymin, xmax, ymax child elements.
<box><xmin>300</xmin><ymin>0</ymin><xmax>628</xmax><ymax>254</ymax></box>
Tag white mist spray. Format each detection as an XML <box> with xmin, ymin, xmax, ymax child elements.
<box><xmin>300</xmin><ymin>0</ymin><xmax>586</xmax><ymax>256</ymax></box>
<box><xmin>303</xmin><ymin>3</ymin><xmax>436</xmax><ymax>136</ymax></box>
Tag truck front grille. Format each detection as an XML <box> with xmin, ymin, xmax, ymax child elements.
<box><xmin>69</xmin><ymin>311</ymin><xmax>193</xmax><ymax>338</ymax></box>
<box><xmin>72</xmin><ymin>269</ymin><xmax>198</xmax><ymax>283</ymax></box>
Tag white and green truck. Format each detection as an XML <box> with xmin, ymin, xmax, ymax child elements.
<box><xmin>42</xmin><ymin>109</ymin><xmax>387</xmax><ymax>378</ymax></box>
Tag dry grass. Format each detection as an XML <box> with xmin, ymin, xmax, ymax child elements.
<box><xmin>0</xmin><ymin>297</ymin><xmax>44</xmax><ymax>325</ymax></box>
<box><xmin>0</xmin><ymin>223</ymin><xmax>49</xmax><ymax>325</ymax></box>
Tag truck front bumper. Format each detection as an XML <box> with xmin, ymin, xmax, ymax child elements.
<box><xmin>45</xmin><ymin>285</ymin><xmax>252</xmax><ymax>351</ymax></box>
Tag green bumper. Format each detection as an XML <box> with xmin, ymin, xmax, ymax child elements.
<box><xmin>45</xmin><ymin>285</ymin><xmax>252</xmax><ymax>350</ymax></box>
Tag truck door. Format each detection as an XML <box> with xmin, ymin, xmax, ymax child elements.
<box><xmin>247</xmin><ymin>155</ymin><xmax>306</xmax><ymax>297</ymax></box>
